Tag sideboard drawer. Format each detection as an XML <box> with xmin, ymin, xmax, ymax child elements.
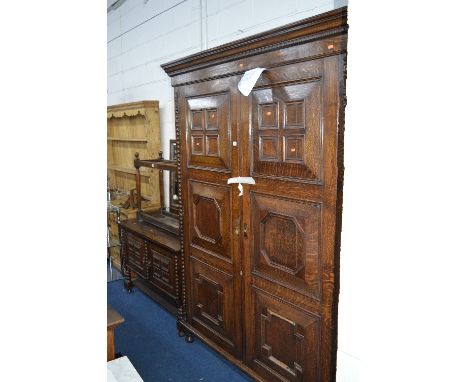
<box><xmin>125</xmin><ymin>231</ymin><xmax>147</xmax><ymax>278</ymax></box>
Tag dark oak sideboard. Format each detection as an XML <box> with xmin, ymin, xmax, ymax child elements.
<box><xmin>119</xmin><ymin>218</ymin><xmax>181</xmax><ymax>314</ymax></box>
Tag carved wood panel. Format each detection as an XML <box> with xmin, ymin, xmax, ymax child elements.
<box><xmin>186</xmin><ymin>93</ymin><xmax>231</xmax><ymax>171</ymax></box>
<box><xmin>176</xmin><ymin>75</ymin><xmax>243</xmax><ymax>360</ymax></box>
<box><xmin>248</xmin><ymin>289</ymin><xmax>320</xmax><ymax>382</ymax></box>
<box><xmin>147</xmin><ymin>243</ymin><xmax>176</xmax><ymax>298</ymax></box>
<box><xmin>190</xmin><ymin>258</ymin><xmax>240</xmax><ymax>356</ymax></box>
<box><xmin>188</xmin><ymin>180</ymin><xmax>232</xmax><ymax>262</ymax></box>
<box><xmin>251</xmin><ymin>192</ymin><xmax>322</xmax><ymax>300</ymax></box>
<box><xmin>241</xmin><ymin>54</ymin><xmax>342</xmax><ymax>382</ymax></box>
<box><xmin>125</xmin><ymin>231</ymin><xmax>146</xmax><ymax>278</ymax></box>
<box><xmin>163</xmin><ymin>8</ymin><xmax>347</xmax><ymax>381</ymax></box>
<box><xmin>251</xmin><ymin>75</ymin><xmax>323</xmax><ymax>183</ymax></box>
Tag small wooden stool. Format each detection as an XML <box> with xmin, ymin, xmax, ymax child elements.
<box><xmin>107</xmin><ymin>305</ymin><xmax>124</xmax><ymax>361</ymax></box>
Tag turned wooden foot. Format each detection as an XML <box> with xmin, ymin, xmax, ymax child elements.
<box><xmin>185</xmin><ymin>333</ymin><xmax>194</xmax><ymax>343</ymax></box>
<box><xmin>177</xmin><ymin>322</ymin><xmax>186</xmax><ymax>337</ymax></box>
<box><xmin>124</xmin><ymin>280</ymin><xmax>133</xmax><ymax>293</ymax></box>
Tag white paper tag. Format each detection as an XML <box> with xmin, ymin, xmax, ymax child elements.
<box><xmin>238</xmin><ymin>68</ymin><xmax>266</xmax><ymax>96</ymax></box>
<box><xmin>227</xmin><ymin>177</ymin><xmax>256</xmax><ymax>196</ymax></box>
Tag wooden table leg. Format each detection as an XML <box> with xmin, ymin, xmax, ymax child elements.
<box><xmin>107</xmin><ymin>306</ymin><xmax>124</xmax><ymax>361</ymax></box>
<box><xmin>107</xmin><ymin>328</ymin><xmax>115</xmax><ymax>361</ymax></box>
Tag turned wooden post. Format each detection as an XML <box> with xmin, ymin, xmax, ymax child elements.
<box><xmin>134</xmin><ymin>152</ymin><xmax>141</xmax><ymax>212</ymax></box>
<box><xmin>158</xmin><ymin>151</ymin><xmax>165</xmax><ymax>210</ymax></box>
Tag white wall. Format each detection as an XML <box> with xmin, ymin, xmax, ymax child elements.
<box><xmin>107</xmin><ymin>1</ymin><xmax>356</xmax><ymax>380</ymax></box>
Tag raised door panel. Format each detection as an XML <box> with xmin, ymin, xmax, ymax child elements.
<box><xmin>164</xmin><ymin>10</ymin><xmax>348</xmax><ymax>381</ymax></box>
<box><xmin>188</xmin><ymin>180</ymin><xmax>232</xmax><ymax>265</ymax></box>
<box><xmin>186</xmin><ymin>93</ymin><xmax>231</xmax><ymax>171</ymax></box>
<box><xmin>247</xmin><ymin>289</ymin><xmax>320</xmax><ymax>382</ymax></box>
<box><xmin>147</xmin><ymin>243</ymin><xmax>176</xmax><ymax>299</ymax></box>
<box><xmin>250</xmin><ymin>192</ymin><xmax>322</xmax><ymax>300</ymax></box>
<box><xmin>178</xmin><ymin>75</ymin><xmax>243</xmax><ymax>360</ymax></box>
<box><xmin>243</xmin><ymin>54</ymin><xmax>343</xmax><ymax>382</ymax></box>
<box><xmin>251</xmin><ymin>61</ymin><xmax>324</xmax><ymax>183</ymax></box>
<box><xmin>125</xmin><ymin>231</ymin><xmax>147</xmax><ymax>279</ymax></box>
<box><xmin>189</xmin><ymin>258</ymin><xmax>241</xmax><ymax>357</ymax></box>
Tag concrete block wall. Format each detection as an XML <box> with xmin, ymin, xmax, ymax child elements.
<box><xmin>107</xmin><ymin>1</ymin><xmax>356</xmax><ymax>380</ymax></box>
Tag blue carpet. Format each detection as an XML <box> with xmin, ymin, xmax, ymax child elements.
<box><xmin>107</xmin><ymin>281</ymin><xmax>253</xmax><ymax>382</ymax></box>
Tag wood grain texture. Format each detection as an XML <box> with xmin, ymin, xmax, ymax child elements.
<box><xmin>107</xmin><ymin>306</ymin><xmax>124</xmax><ymax>361</ymax></box>
<box><xmin>162</xmin><ymin>7</ymin><xmax>347</xmax><ymax>381</ymax></box>
<box><xmin>107</xmin><ymin>101</ymin><xmax>161</xmax><ymax>205</ymax></box>
<box><xmin>161</xmin><ymin>8</ymin><xmax>347</xmax><ymax>77</ymax></box>
<box><xmin>107</xmin><ymin>101</ymin><xmax>162</xmax><ymax>268</ymax></box>
<box><xmin>119</xmin><ymin>219</ymin><xmax>181</xmax><ymax>312</ymax></box>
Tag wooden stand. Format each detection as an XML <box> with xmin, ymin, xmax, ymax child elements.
<box><xmin>119</xmin><ymin>151</ymin><xmax>181</xmax><ymax>315</ymax></box>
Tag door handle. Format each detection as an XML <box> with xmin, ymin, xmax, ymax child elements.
<box><xmin>243</xmin><ymin>223</ymin><xmax>248</xmax><ymax>238</ymax></box>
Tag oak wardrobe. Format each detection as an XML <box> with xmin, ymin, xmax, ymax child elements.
<box><xmin>162</xmin><ymin>7</ymin><xmax>348</xmax><ymax>382</ymax></box>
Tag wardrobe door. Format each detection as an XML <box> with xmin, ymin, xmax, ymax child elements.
<box><xmin>242</xmin><ymin>55</ymin><xmax>344</xmax><ymax>381</ymax></box>
<box><xmin>178</xmin><ymin>76</ymin><xmax>243</xmax><ymax>359</ymax></box>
